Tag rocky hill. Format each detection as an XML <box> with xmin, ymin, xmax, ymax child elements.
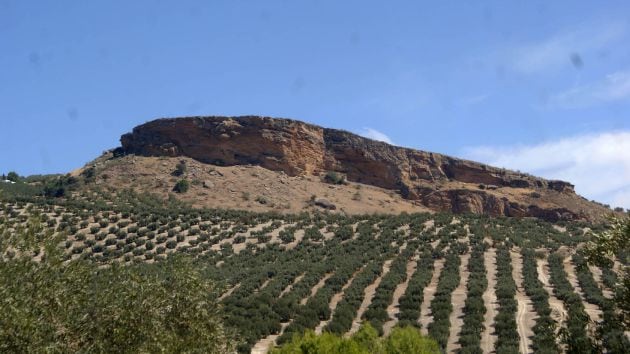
<box><xmin>113</xmin><ymin>116</ymin><xmax>608</xmax><ymax>221</ymax></box>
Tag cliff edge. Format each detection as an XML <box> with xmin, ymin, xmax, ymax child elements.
<box><xmin>118</xmin><ymin>116</ymin><xmax>607</xmax><ymax>221</ymax></box>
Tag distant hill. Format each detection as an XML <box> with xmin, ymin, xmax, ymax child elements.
<box><xmin>81</xmin><ymin>116</ymin><xmax>611</xmax><ymax>221</ymax></box>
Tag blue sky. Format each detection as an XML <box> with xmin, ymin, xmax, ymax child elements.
<box><xmin>2</xmin><ymin>1</ymin><xmax>630</xmax><ymax>208</ymax></box>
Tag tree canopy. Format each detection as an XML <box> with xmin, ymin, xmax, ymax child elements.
<box><xmin>0</xmin><ymin>223</ymin><xmax>233</xmax><ymax>353</ymax></box>
<box><xmin>586</xmin><ymin>216</ymin><xmax>630</xmax><ymax>329</ymax></box>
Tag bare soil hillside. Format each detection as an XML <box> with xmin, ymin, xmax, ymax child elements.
<box><xmin>80</xmin><ymin>154</ymin><xmax>430</xmax><ymax>215</ymax></box>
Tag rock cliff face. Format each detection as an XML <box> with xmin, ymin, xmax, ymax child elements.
<box><xmin>120</xmin><ymin>116</ymin><xmax>595</xmax><ymax>221</ymax></box>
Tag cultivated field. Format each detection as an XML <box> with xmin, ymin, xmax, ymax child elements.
<box><xmin>0</xmin><ymin>191</ymin><xmax>627</xmax><ymax>353</ymax></box>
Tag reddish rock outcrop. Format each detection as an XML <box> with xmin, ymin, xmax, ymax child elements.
<box><xmin>120</xmin><ymin>116</ymin><xmax>598</xmax><ymax>221</ymax></box>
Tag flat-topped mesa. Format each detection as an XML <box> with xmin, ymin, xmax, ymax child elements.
<box><xmin>120</xmin><ymin>116</ymin><xmax>583</xmax><ymax>221</ymax></box>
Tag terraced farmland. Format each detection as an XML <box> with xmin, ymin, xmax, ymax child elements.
<box><xmin>0</xmin><ymin>192</ymin><xmax>627</xmax><ymax>353</ymax></box>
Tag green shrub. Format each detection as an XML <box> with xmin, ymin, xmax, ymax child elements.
<box><xmin>324</xmin><ymin>171</ymin><xmax>346</xmax><ymax>185</ymax></box>
<box><xmin>173</xmin><ymin>179</ymin><xmax>190</xmax><ymax>194</ymax></box>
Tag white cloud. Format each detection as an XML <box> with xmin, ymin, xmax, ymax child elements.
<box><xmin>548</xmin><ymin>70</ymin><xmax>630</xmax><ymax>108</ymax></box>
<box><xmin>507</xmin><ymin>22</ymin><xmax>626</xmax><ymax>74</ymax></box>
<box><xmin>358</xmin><ymin>127</ymin><xmax>394</xmax><ymax>144</ymax></box>
<box><xmin>464</xmin><ymin>131</ymin><xmax>630</xmax><ymax>209</ymax></box>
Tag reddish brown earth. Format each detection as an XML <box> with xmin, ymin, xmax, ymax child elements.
<box><xmin>83</xmin><ymin>116</ymin><xmax>613</xmax><ymax>220</ymax></box>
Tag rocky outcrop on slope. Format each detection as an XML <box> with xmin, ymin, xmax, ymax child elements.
<box><xmin>119</xmin><ymin>116</ymin><xmax>598</xmax><ymax>221</ymax></box>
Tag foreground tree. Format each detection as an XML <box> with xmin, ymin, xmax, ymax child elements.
<box><xmin>6</xmin><ymin>171</ymin><xmax>19</xmax><ymax>182</ymax></box>
<box><xmin>585</xmin><ymin>215</ymin><xmax>630</xmax><ymax>329</ymax></box>
<box><xmin>0</xmin><ymin>220</ymin><xmax>233</xmax><ymax>353</ymax></box>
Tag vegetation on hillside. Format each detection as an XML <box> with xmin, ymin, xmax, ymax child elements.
<box><xmin>0</xmin><ymin>182</ymin><xmax>626</xmax><ymax>353</ymax></box>
<box><xmin>572</xmin><ymin>252</ymin><xmax>628</xmax><ymax>352</ymax></box>
<box><xmin>427</xmin><ymin>249</ymin><xmax>462</xmax><ymax>350</ymax></box>
<box><xmin>323</xmin><ymin>171</ymin><xmax>346</xmax><ymax>185</ymax></box>
<box><xmin>493</xmin><ymin>246</ymin><xmax>519</xmax><ymax>354</ymax></box>
<box><xmin>547</xmin><ymin>252</ymin><xmax>596</xmax><ymax>353</ymax></box>
<box><xmin>457</xmin><ymin>243</ymin><xmax>488</xmax><ymax>353</ymax></box>
<box><xmin>520</xmin><ymin>248</ymin><xmax>560</xmax><ymax>353</ymax></box>
<box><xmin>586</xmin><ymin>215</ymin><xmax>630</xmax><ymax>329</ymax></box>
<box><xmin>271</xmin><ymin>324</ymin><xmax>440</xmax><ymax>354</ymax></box>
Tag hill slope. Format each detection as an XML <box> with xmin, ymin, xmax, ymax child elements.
<box><xmin>90</xmin><ymin>116</ymin><xmax>609</xmax><ymax>221</ymax></box>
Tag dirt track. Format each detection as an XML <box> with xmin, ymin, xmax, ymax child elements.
<box><xmin>250</xmin><ymin>322</ymin><xmax>290</xmax><ymax>354</ymax></box>
<box><xmin>382</xmin><ymin>256</ymin><xmax>418</xmax><ymax>335</ymax></box>
<box><xmin>588</xmin><ymin>265</ymin><xmax>613</xmax><ymax>299</ymax></box>
<box><xmin>537</xmin><ymin>258</ymin><xmax>567</xmax><ymax>336</ymax></box>
<box><xmin>218</xmin><ymin>283</ymin><xmax>240</xmax><ymax>301</ymax></box>
<box><xmin>563</xmin><ymin>257</ymin><xmax>602</xmax><ymax>323</ymax></box>
<box><xmin>511</xmin><ymin>250</ymin><xmax>536</xmax><ymax>354</ymax></box>
<box><xmin>252</xmin><ymin>272</ymin><xmax>334</xmax><ymax>353</ymax></box>
<box><xmin>481</xmin><ymin>248</ymin><xmax>498</xmax><ymax>354</ymax></box>
<box><xmin>315</xmin><ymin>267</ymin><xmax>364</xmax><ymax>334</ymax></box>
<box><xmin>446</xmin><ymin>253</ymin><xmax>471</xmax><ymax>353</ymax></box>
<box><xmin>347</xmin><ymin>259</ymin><xmax>393</xmax><ymax>336</ymax></box>
<box><xmin>301</xmin><ymin>272</ymin><xmax>333</xmax><ymax>305</ymax></box>
<box><xmin>419</xmin><ymin>259</ymin><xmax>445</xmax><ymax>335</ymax></box>
<box><xmin>279</xmin><ymin>273</ymin><xmax>305</xmax><ymax>298</ymax></box>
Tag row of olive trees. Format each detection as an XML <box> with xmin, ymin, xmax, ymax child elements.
<box><xmin>547</xmin><ymin>252</ymin><xmax>595</xmax><ymax>353</ymax></box>
<box><xmin>572</xmin><ymin>252</ymin><xmax>628</xmax><ymax>352</ymax></box>
<box><xmin>520</xmin><ymin>248</ymin><xmax>560</xmax><ymax>353</ymax></box>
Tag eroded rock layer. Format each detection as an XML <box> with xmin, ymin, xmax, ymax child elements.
<box><xmin>120</xmin><ymin>116</ymin><xmax>601</xmax><ymax>221</ymax></box>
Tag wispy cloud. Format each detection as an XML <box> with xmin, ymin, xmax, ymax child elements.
<box><xmin>358</xmin><ymin>127</ymin><xmax>394</xmax><ymax>144</ymax></box>
<box><xmin>464</xmin><ymin>131</ymin><xmax>630</xmax><ymax>209</ymax></box>
<box><xmin>506</xmin><ymin>22</ymin><xmax>626</xmax><ymax>74</ymax></box>
<box><xmin>548</xmin><ymin>70</ymin><xmax>630</xmax><ymax>108</ymax></box>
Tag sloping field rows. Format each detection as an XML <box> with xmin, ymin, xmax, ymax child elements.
<box><xmin>459</xmin><ymin>243</ymin><xmax>489</xmax><ymax>353</ymax></box>
<box><xmin>1</xmin><ymin>198</ymin><xmax>628</xmax><ymax>353</ymax></box>
<box><xmin>381</xmin><ymin>255</ymin><xmax>418</xmax><ymax>335</ymax></box>
<box><xmin>511</xmin><ymin>249</ymin><xmax>537</xmax><ymax>354</ymax></box>
<box><xmin>446</xmin><ymin>252</ymin><xmax>470</xmax><ymax>353</ymax></box>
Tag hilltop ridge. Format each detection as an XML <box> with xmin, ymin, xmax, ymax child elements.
<box><xmin>112</xmin><ymin>116</ymin><xmax>607</xmax><ymax>221</ymax></box>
